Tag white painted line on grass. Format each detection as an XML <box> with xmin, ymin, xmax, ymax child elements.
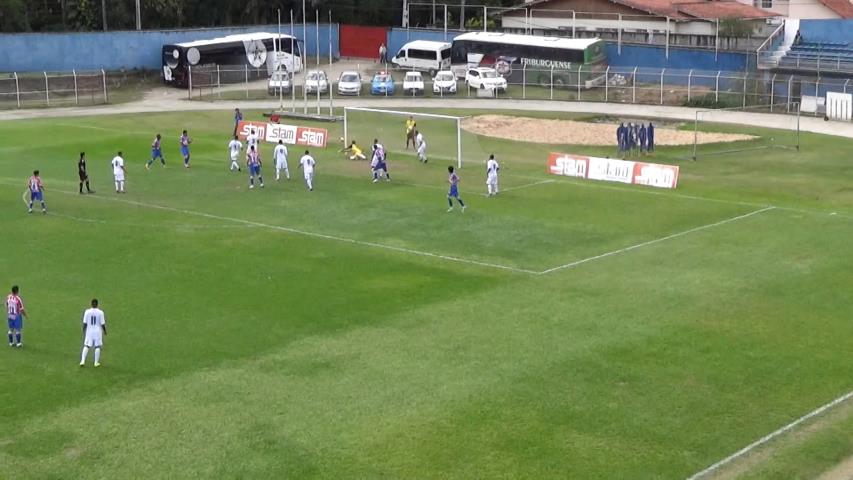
<box><xmin>686</xmin><ymin>389</ymin><xmax>853</xmax><ymax>480</ymax></box>
<box><xmin>538</xmin><ymin>206</ymin><xmax>775</xmax><ymax>275</ymax></box>
<box><xmin>481</xmin><ymin>179</ymin><xmax>555</xmax><ymax>197</ymax></box>
<box><xmin>46</xmin><ymin>186</ymin><xmax>537</xmax><ymax>275</ymax></box>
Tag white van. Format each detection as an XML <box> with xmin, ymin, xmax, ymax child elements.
<box><xmin>390</xmin><ymin>40</ymin><xmax>451</xmax><ymax>77</ymax></box>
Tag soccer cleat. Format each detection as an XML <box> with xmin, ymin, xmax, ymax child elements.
<box><xmin>27</xmin><ymin>209</ymin><xmax>32</xmax><ymax>214</ymax></box>
<box><xmin>372</xmin><ymin>179</ymin><xmax>378</xmax><ymax>183</ymax></box>
<box><xmin>79</xmin><ymin>361</ymin><xmax>85</xmax><ymax>367</ymax></box>
<box><xmin>145</xmin><ymin>163</ymin><xmax>150</xmax><ymax>171</ymax></box>
<box><xmin>16</xmin><ymin>343</ymin><xmax>22</xmax><ymax>348</ymax></box>
<box><xmin>249</xmin><ymin>184</ymin><xmax>254</xmax><ymax>189</ymax></box>
<box><xmin>462</xmin><ymin>205</ymin><xmax>467</xmax><ymax>213</ymax></box>
<box><xmin>94</xmin><ymin>362</ymin><xmax>100</xmax><ymax>367</ymax></box>
<box><xmin>260</xmin><ymin>184</ymin><xmax>264</xmax><ymax>188</ymax></box>
<box><xmin>446</xmin><ymin>207</ymin><xmax>453</xmax><ymax>212</ymax></box>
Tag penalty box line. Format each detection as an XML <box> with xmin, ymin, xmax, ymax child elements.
<box><xmin>686</xmin><ymin>389</ymin><xmax>853</xmax><ymax>480</ymax></box>
<box><xmin>537</xmin><ymin>206</ymin><xmax>775</xmax><ymax>275</ymax></box>
<box><xmin>48</xmin><ymin>187</ymin><xmax>538</xmax><ymax>276</ymax></box>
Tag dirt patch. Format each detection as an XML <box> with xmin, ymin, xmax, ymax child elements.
<box><xmin>461</xmin><ymin>114</ymin><xmax>756</xmax><ymax>146</ymax></box>
<box><xmin>818</xmin><ymin>455</ymin><xmax>853</xmax><ymax>480</ymax></box>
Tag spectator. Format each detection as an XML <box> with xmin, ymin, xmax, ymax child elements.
<box><xmin>794</xmin><ymin>30</ymin><xmax>802</xmax><ymax>45</ymax></box>
<box><xmin>647</xmin><ymin>123</ymin><xmax>655</xmax><ymax>152</ymax></box>
<box><xmin>379</xmin><ymin>43</ymin><xmax>387</xmax><ymax>64</ymax></box>
<box><xmin>233</xmin><ymin>108</ymin><xmax>243</xmax><ymax>136</ymax></box>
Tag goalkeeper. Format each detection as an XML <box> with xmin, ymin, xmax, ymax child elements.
<box><xmin>343</xmin><ymin>140</ymin><xmax>366</xmax><ymax>161</ymax></box>
<box><xmin>405</xmin><ymin>115</ymin><xmax>417</xmax><ymax>150</ymax></box>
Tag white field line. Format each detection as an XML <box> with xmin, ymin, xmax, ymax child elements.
<box><xmin>483</xmin><ymin>179</ymin><xmax>555</xmax><ymax>197</ymax></box>
<box><xmin>42</xmin><ymin>186</ymin><xmax>537</xmax><ymax>275</ymax></box>
<box><xmin>537</xmin><ymin>206</ymin><xmax>775</xmax><ymax>275</ymax></box>
<box><xmin>686</xmin><ymin>390</ymin><xmax>853</xmax><ymax>480</ymax></box>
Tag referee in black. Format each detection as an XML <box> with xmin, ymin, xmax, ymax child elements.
<box><xmin>78</xmin><ymin>152</ymin><xmax>93</xmax><ymax>194</ymax></box>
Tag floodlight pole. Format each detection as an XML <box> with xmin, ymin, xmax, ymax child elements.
<box><xmin>135</xmin><ymin>0</ymin><xmax>141</xmax><ymax>30</ymax></box>
<box><xmin>456</xmin><ymin>118</ymin><xmax>462</xmax><ymax>169</ymax></box>
<box><xmin>278</xmin><ymin>9</ymin><xmax>283</xmax><ymax>111</ymax></box>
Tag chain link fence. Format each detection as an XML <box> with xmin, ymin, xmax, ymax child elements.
<box><xmin>188</xmin><ymin>64</ymin><xmax>853</xmax><ymax>118</ymax></box>
<box><xmin>0</xmin><ymin>70</ymin><xmax>108</xmax><ymax>108</ymax></box>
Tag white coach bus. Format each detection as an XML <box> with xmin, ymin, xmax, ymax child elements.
<box><xmin>162</xmin><ymin>32</ymin><xmax>303</xmax><ymax>88</ymax></box>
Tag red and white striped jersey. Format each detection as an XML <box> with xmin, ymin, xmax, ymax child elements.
<box><xmin>28</xmin><ymin>176</ymin><xmax>42</xmax><ymax>192</ymax></box>
<box><xmin>6</xmin><ymin>294</ymin><xmax>23</xmax><ymax>317</ymax></box>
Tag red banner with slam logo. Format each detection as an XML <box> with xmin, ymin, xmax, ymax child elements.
<box><xmin>547</xmin><ymin>153</ymin><xmax>679</xmax><ymax>189</ymax></box>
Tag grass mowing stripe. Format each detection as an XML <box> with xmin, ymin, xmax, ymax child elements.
<box><xmin>43</xmin><ymin>185</ymin><xmax>539</xmax><ymax>275</ymax></box>
<box><xmin>686</xmin><ymin>389</ymin><xmax>853</xmax><ymax>480</ymax></box>
<box><xmin>538</xmin><ymin>206</ymin><xmax>776</xmax><ymax>275</ymax></box>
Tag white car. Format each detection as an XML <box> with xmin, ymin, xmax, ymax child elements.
<box><xmin>402</xmin><ymin>71</ymin><xmax>425</xmax><ymax>96</ymax></box>
<box><xmin>465</xmin><ymin>67</ymin><xmax>507</xmax><ymax>92</ymax></box>
<box><xmin>304</xmin><ymin>70</ymin><xmax>328</xmax><ymax>94</ymax></box>
<box><xmin>337</xmin><ymin>71</ymin><xmax>361</xmax><ymax>96</ymax></box>
<box><xmin>432</xmin><ymin>70</ymin><xmax>457</xmax><ymax>94</ymax></box>
<box><xmin>267</xmin><ymin>70</ymin><xmax>292</xmax><ymax>95</ymax></box>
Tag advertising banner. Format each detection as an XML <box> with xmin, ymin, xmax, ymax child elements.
<box><xmin>236</xmin><ymin>121</ymin><xmax>328</xmax><ymax>148</ymax></box>
<box><xmin>547</xmin><ymin>153</ymin><xmax>679</xmax><ymax>189</ymax></box>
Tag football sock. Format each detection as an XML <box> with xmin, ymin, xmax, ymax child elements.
<box><xmin>81</xmin><ymin>346</ymin><xmax>89</xmax><ymax>363</ymax></box>
<box><xmin>458</xmin><ymin>198</ymin><xmax>465</xmax><ymax>207</ymax></box>
<box><xmin>79</xmin><ymin>182</ymin><xmax>83</xmax><ymax>193</ymax></box>
<box><xmin>448</xmin><ymin>198</ymin><xmax>453</xmax><ymax>207</ymax></box>
<box><xmin>15</xmin><ymin>333</ymin><xmax>21</xmax><ymax>344</ymax></box>
<box><xmin>28</xmin><ymin>202</ymin><xmax>33</xmax><ymax>210</ymax></box>
<box><xmin>7</xmin><ymin>332</ymin><xmax>12</xmax><ymax>344</ymax></box>
<box><xmin>94</xmin><ymin>348</ymin><xmax>101</xmax><ymax>364</ymax></box>
<box><xmin>114</xmin><ymin>181</ymin><xmax>119</xmax><ymax>191</ymax></box>
<box><xmin>86</xmin><ymin>181</ymin><xmax>92</xmax><ymax>192</ymax></box>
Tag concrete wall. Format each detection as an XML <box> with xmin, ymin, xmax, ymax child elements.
<box><xmin>798</xmin><ymin>19</ymin><xmax>853</xmax><ymax>43</ymax></box>
<box><xmin>0</xmin><ymin>24</ymin><xmax>340</xmax><ymax>73</ymax></box>
<box><xmin>607</xmin><ymin>43</ymin><xmax>751</xmax><ymax>71</ymax></box>
<box><xmin>788</xmin><ymin>2</ymin><xmax>841</xmax><ymax>19</ymax></box>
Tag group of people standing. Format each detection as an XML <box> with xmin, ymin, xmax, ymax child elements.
<box><xmin>617</xmin><ymin>122</ymin><xmax>655</xmax><ymax>156</ymax></box>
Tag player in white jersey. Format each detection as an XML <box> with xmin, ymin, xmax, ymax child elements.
<box><xmin>273</xmin><ymin>140</ymin><xmax>290</xmax><ymax>181</ymax></box>
<box><xmin>415</xmin><ymin>130</ymin><xmax>427</xmax><ymax>163</ymax></box>
<box><xmin>486</xmin><ymin>154</ymin><xmax>500</xmax><ymax>196</ymax></box>
<box><xmin>227</xmin><ymin>136</ymin><xmax>242</xmax><ymax>172</ymax></box>
<box><xmin>246</xmin><ymin>129</ymin><xmax>260</xmax><ymax>152</ymax></box>
<box><xmin>79</xmin><ymin>298</ymin><xmax>106</xmax><ymax>367</ymax></box>
<box><xmin>111</xmin><ymin>151</ymin><xmax>126</xmax><ymax>193</ymax></box>
<box><xmin>298</xmin><ymin>150</ymin><xmax>316</xmax><ymax>191</ymax></box>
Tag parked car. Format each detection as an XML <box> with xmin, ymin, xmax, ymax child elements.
<box><xmin>304</xmin><ymin>70</ymin><xmax>328</xmax><ymax>94</ymax></box>
<box><xmin>390</xmin><ymin>40</ymin><xmax>451</xmax><ymax>77</ymax></box>
<box><xmin>337</xmin><ymin>71</ymin><xmax>362</xmax><ymax>96</ymax></box>
<box><xmin>370</xmin><ymin>71</ymin><xmax>395</xmax><ymax>95</ymax></box>
<box><xmin>432</xmin><ymin>70</ymin><xmax>457</xmax><ymax>94</ymax></box>
<box><xmin>267</xmin><ymin>69</ymin><xmax>292</xmax><ymax>95</ymax></box>
<box><xmin>402</xmin><ymin>71</ymin><xmax>425</xmax><ymax>96</ymax></box>
<box><xmin>465</xmin><ymin>67</ymin><xmax>507</xmax><ymax>92</ymax></box>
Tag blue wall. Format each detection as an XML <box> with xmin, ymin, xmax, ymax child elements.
<box><xmin>0</xmin><ymin>24</ymin><xmax>339</xmax><ymax>72</ymax></box>
<box><xmin>606</xmin><ymin>44</ymin><xmax>749</xmax><ymax>72</ymax></box>
<box><xmin>798</xmin><ymin>19</ymin><xmax>853</xmax><ymax>44</ymax></box>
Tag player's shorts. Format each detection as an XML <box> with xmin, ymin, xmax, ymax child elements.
<box><xmin>180</xmin><ymin>146</ymin><xmax>190</xmax><ymax>157</ymax></box>
<box><xmin>114</xmin><ymin>173</ymin><xmax>125</xmax><ymax>182</ymax></box>
<box><xmin>448</xmin><ymin>184</ymin><xmax>459</xmax><ymax>198</ymax></box>
<box><xmin>8</xmin><ymin>315</ymin><xmax>22</xmax><ymax>330</ymax></box>
<box><xmin>249</xmin><ymin>164</ymin><xmax>261</xmax><ymax>176</ymax></box>
<box><xmin>78</xmin><ymin>171</ymin><xmax>88</xmax><ymax>181</ymax></box>
<box><xmin>84</xmin><ymin>330</ymin><xmax>103</xmax><ymax>348</ymax></box>
<box><xmin>275</xmin><ymin>160</ymin><xmax>287</xmax><ymax>170</ymax></box>
<box><xmin>304</xmin><ymin>170</ymin><xmax>314</xmax><ymax>180</ymax></box>
<box><xmin>230</xmin><ymin>154</ymin><xmax>239</xmax><ymax>162</ymax></box>
<box><xmin>406</xmin><ymin>129</ymin><xmax>414</xmax><ymax>139</ymax></box>
<box><xmin>152</xmin><ymin>148</ymin><xmax>163</xmax><ymax>159</ymax></box>
<box><xmin>487</xmin><ymin>174</ymin><xmax>498</xmax><ymax>185</ymax></box>
<box><xmin>30</xmin><ymin>191</ymin><xmax>43</xmax><ymax>201</ymax></box>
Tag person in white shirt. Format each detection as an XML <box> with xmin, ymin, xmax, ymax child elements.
<box><xmin>246</xmin><ymin>129</ymin><xmax>259</xmax><ymax>152</ymax></box>
<box><xmin>486</xmin><ymin>154</ymin><xmax>500</xmax><ymax>196</ymax></box>
<box><xmin>228</xmin><ymin>136</ymin><xmax>242</xmax><ymax>172</ymax></box>
<box><xmin>298</xmin><ymin>150</ymin><xmax>316</xmax><ymax>191</ymax></box>
<box><xmin>79</xmin><ymin>298</ymin><xmax>106</xmax><ymax>367</ymax></box>
<box><xmin>111</xmin><ymin>151</ymin><xmax>126</xmax><ymax>193</ymax></box>
<box><xmin>415</xmin><ymin>130</ymin><xmax>427</xmax><ymax>163</ymax></box>
<box><xmin>274</xmin><ymin>140</ymin><xmax>290</xmax><ymax>181</ymax></box>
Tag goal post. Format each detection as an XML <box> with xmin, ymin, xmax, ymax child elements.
<box><xmin>690</xmin><ymin>102</ymin><xmax>801</xmax><ymax>161</ymax></box>
<box><xmin>343</xmin><ymin>107</ymin><xmax>465</xmax><ymax>168</ymax></box>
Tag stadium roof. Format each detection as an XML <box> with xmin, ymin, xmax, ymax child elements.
<box><xmin>816</xmin><ymin>0</ymin><xmax>853</xmax><ymax>18</ymax></box>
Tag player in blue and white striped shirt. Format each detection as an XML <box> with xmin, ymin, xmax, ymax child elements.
<box><xmin>447</xmin><ymin>166</ymin><xmax>466</xmax><ymax>213</ymax></box>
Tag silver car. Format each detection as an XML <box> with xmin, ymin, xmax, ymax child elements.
<box><xmin>304</xmin><ymin>70</ymin><xmax>328</xmax><ymax>94</ymax></box>
<box><xmin>268</xmin><ymin>70</ymin><xmax>292</xmax><ymax>95</ymax></box>
<box><xmin>337</xmin><ymin>71</ymin><xmax>362</xmax><ymax>96</ymax></box>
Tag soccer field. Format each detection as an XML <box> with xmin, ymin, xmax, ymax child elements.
<box><xmin>1</xmin><ymin>108</ymin><xmax>852</xmax><ymax>479</ymax></box>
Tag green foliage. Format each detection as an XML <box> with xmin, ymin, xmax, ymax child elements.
<box><xmin>0</xmin><ymin>0</ymin><xmax>30</xmax><ymax>32</ymax></box>
<box><xmin>719</xmin><ymin>17</ymin><xmax>756</xmax><ymax>37</ymax></box>
<box><xmin>684</xmin><ymin>92</ymin><xmax>743</xmax><ymax>109</ymax></box>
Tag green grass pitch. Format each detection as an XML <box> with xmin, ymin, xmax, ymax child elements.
<box><xmin>1</xmin><ymin>107</ymin><xmax>852</xmax><ymax>479</ymax></box>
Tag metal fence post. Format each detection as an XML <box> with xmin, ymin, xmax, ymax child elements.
<box><xmin>329</xmin><ymin>79</ymin><xmax>333</xmax><ymax>117</ymax></box>
<box><xmin>44</xmin><ymin>72</ymin><xmax>50</xmax><ymax>106</ymax></box>
<box><xmin>245</xmin><ymin>65</ymin><xmax>249</xmax><ymax>99</ymax></box>
<box><xmin>522</xmin><ymin>63</ymin><xmax>526</xmax><ymax>99</ymax></box>
<box><xmin>217</xmin><ymin>65</ymin><xmax>221</xmax><ymax>99</ymax></box>
<box><xmin>715</xmin><ymin>70</ymin><xmax>720</xmax><ymax>103</ymax></box>
<box><xmin>660</xmin><ymin>68</ymin><xmax>665</xmax><ymax>105</ymax></box>
<box><xmin>814</xmin><ymin>78</ymin><xmax>821</xmax><ymax>115</ymax></box>
<box><xmin>605</xmin><ymin>66</ymin><xmax>610</xmax><ymax>101</ymax></box>
<box><xmin>632</xmin><ymin>66</ymin><xmax>637</xmax><ymax>103</ymax></box>
<box><xmin>72</xmin><ymin>69</ymin><xmax>79</xmax><ymax>105</ymax></box>
<box><xmin>102</xmin><ymin>69</ymin><xmax>107</xmax><ymax>103</ymax></box>
<box><xmin>665</xmin><ymin>17</ymin><xmax>670</xmax><ymax>59</ymax></box>
<box><xmin>188</xmin><ymin>65</ymin><xmax>193</xmax><ymax>100</ymax></box>
<box><xmin>577</xmin><ymin>64</ymin><xmax>582</xmax><ymax>100</ymax></box>
<box><xmin>742</xmin><ymin>73</ymin><xmax>747</xmax><ymax>108</ymax></box>
<box><xmin>550</xmin><ymin>65</ymin><xmax>554</xmax><ymax>100</ymax></box>
<box><xmin>770</xmin><ymin>73</ymin><xmax>777</xmax><ymax>111</ymax></box>
<box><xmin>844</xmin><ymin>79</ymin><xmax>850</xmax><ymax>94</ymax></box>
<box><xmin>787</xmin><ymin>75</ymin><xmax>793</xmax><ymax>112</ymax></box>
<box><xmin>617</xmin><ymin>14</ymin><xmax>622</xmax><ymax>55</ymax></box>
<box><xmin>572</xmin><ymin>10</ymin><xmax>576</xmax><ymax>38</ymax></box>
<box><xmin>687</xmin><ymin>69</ymin><xmax>693</xmax><ymax>102</ymax></box>
<box><xmin>14</xmin><ymin>72</ymin><xmax>20</xmax><ymax>108</ymax></box>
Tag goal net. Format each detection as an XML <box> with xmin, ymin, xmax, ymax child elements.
<box><xmin>344</xmin><ymin>107</ymin><xmax>470</xmax><ymax>168</ymax></box>
<box><xmin>689</xmin><ymin>102</ymin><xmax>801</xmax><ymax>161</ymax></box>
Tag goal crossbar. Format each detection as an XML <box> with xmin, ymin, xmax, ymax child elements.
<box><xmin>343</xmin><ymin>107</ymin><xmax>464</xmax><ymax>168</ymax></box>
